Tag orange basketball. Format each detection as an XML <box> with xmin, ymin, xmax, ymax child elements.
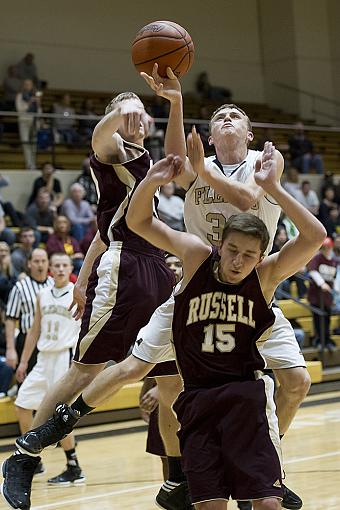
<box><xmin>131</xmin><ymin>21</ymin><xmax>194</xmax><ymax>78</ymax></box>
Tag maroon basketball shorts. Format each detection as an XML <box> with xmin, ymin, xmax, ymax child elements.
<box><xmin>173</xmin><ymin>375</ymin><xmax>283</xmax><ymax>504</ymax></box>
<box><xmin>74</xmin><ymin>241</ymin><xmax>174</xmax><ymax>365</ymax></box>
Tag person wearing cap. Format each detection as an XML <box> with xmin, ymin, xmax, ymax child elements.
<box><xmin>307</xmin><ymin>237</ymin><xmax>337</xmax><ymax>351</ymax></box>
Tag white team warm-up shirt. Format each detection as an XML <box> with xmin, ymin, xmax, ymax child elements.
<box><xmin>184</xmin><ymin>150</ymin><xmax>281</xmax><ymax>254</ymax></box>
<box><xmin>37</xmin><ymin>283</ymin><xmax>80</xmax><ymax>352</ymax></box>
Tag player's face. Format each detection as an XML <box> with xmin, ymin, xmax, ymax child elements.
<box><xmin>209</xmin><ymin>108</ymin><xmax>252</xmax><ymax>148</ymax></box>
<box><xmin>166</xmin><ymin>256</ymin><xmax>182</xmax><ymax>283</ymax></box>
<box><xmin>218</xmin><ymin>232</ymin><xmax>262</xmax><ymax>284</ymax></box>
<box><xmin>50</xmin><ymin>256</ymin><xmax>73</xmax><ymax>285</ymax></box>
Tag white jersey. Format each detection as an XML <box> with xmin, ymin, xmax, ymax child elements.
<box><xmin>37</xmin><ymin>283</ymin><xmax>80</xmax><ymax>352</ymax></box>
<box><xmin>184</xmin><ymin>150</ymin><xmax>281</xmax><ymax>254</ymax></box>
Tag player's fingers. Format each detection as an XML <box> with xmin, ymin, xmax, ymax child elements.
<box><xmin>166</xmin><ymin>67</ymin><xmax>176</xmax><ymax>79</ymax></box>
<box><xmin>152</xmin><ymin>63</ymin><xmax>160</xmax><ymax>81</ymax></box>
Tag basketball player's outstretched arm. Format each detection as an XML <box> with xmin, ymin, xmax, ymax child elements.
<box><xmin>15</xmin><ymin>296</ymin><xmax>42</xmax><ymax>382</ymax></box>
<box><xmin>126</xmin><ymin>154</ymin><xmax>211</xmax><ymax>278</ymax></box>
<box><xmin>187</xmin><ymin>126</ymin><xmax>284</xmax><ymax>211</ymax></box>
<box><xmin>255</xmin><ymin>142</ymin><xmax>326</xmax><ymax>302</ymax></box>
<box><xmin>92</xmin><ymin>98</ymin><xmax>149</xmax><ymax>162</ymax></box>
<box><xmin>141</xmin><ymin>64</ymin><xmax>195</xmax><ymax>189</ymax></box>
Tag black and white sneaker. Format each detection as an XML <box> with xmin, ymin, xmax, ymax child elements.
<box><xmin>16</xmin><ymin>403</ymin><xmax>80</xmax><ymax>456</ymax></box>
<box><xmin>282</xmin><ymin>483</ymin><xmax>303</xmax><ymax>510</ymax></box>
<box><xmin>1</xmin><ymin>452</ymin><xmax>41</xmax><ymax>509</ymax></box>
<box><xmin>156</xmin><ymin>480</ymin><xmax>193</xmax><ymax>510</ymax></box>
<box><xmin>47</xmin><ymin>465</ymin><xmax>85</xmax><ymax>486</ymax></box>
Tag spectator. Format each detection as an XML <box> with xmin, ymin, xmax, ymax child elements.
<box><xmin>53</xmin><ymin>94</ymin><xmax>80</xmax><ymax>144</ymax></box>
<box><xmin>0</xmin><ymin>203</ymin><xmax>16</xmax><ymax>247</ymax></box>
<box><xmin>158</xmin><ymin>182</ymin><xmax>185</xmax><ymax>231</ymax></box>
<box><xmin>289</xmin><ymin>319</ymin><xmax>305</xmax><ymax>349</ymax></box>
<box><xmin>333</xmin><ymin>234</ymin><xmax>340</xmax><ymax>265</ymax></box>
<box><xmin>0</xmin><ymin>173</ymin><xmax>24</xmax><ymax>227</ymax></box>
<box><xmin>16</xmin><ymin>53</ymin><xmax>39</xmax><ymax>86</ymax></box>
<box><xmin>195</xmin><ymin>71</ymin><xmax>232</xmax><ymax>103</ymax></box>
<box><xmin>46</xmin><ymin>216</ymin><xmax>84</xmax><ymax>274</ymax></box>
<box><xmin>323</xmin><ymin>206</ymin><xmax>340</xmax><ymax>238</ymax></box>
<box><xmin>282</xmin><ymin>167</ymin><xmax>301</xmax><ymax>199</ymax></box>
<box><xmin>294</xmin><ymin>180</ymin><xmax>320</xmax><ymax>215</ymax></box>
<box><xmin>11</xmin><ymin>227</ymin><xmax>36</xmax><ymax>275</ymax></box>
<box><xmin>27</xmin><ymin>162</ymin><xmax>63</xmax><ymax>209</ymax></box>
<box><xmin>75</xmin><ymin>156</ymin><xmax>98</xmax><ymax>209</ymax></box>
<box><xmin>307</xmin><ymin>237</ymin><xmax>337</xmax><ymax>351</ymax></box>
<box><xmin>318</xmin><ymin>186</ymin><xmax>338</xmax><ymax>224</ymax></box>
<box><xmin>62</xmin><ymin>183</ymin><xmax>95</xmax><ymax>241</ymax></box>
<box><xmin>25</xmin><ymin>189</ymin><xmax>55</xmax><ymax>243</ymax></box>
<box><xmin>78</xmin><ymin>98</ymin><xmax>98</xmax><ymax>143</ymax></box>
<box><xmin>2</xmin><ymin>66</ymin><xmax>22</xmax><ymax>111</ymax></box>
<box><xmin>288</xmin><ymin>122</ymin><xmax>324</xmax><ymax>174</ymax></box>
<box><xmin>0</xmin><ymin>242</ymin><xmax>17</xmax><ymax>305</ymax></box>
<box><xmin>271</xmin><ymin>225</ymin><xmax>307</xmax><ymax>299</ymax></box>
<box><xmin>15</xmin><ymin>79</ymin><xmax>42</xmax><ymax>170</ymax></box>
<box><xmin>79</xmin><ymin>218</ymin><xmax>97</xmax><ymax>254</ymax></box>
<box><xmin>0</xmin><ymin>315</ymin><xmax>14</xmax><ymax>396</ymax></box>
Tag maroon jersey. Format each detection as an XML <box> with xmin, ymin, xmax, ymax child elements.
<box><xmin>307</xmin><ymin>252</ymin><xmax>337</xmax><ymax>308</ymax></box>
<box><xmin>172</xmin><ymin>248</ymin><xmax>275</xmax><ymax>389</ymax></box>
<box><xmin>90</xmin><ymin>143</ymin><xmax>159</xmax><ymax>250</ymax></box>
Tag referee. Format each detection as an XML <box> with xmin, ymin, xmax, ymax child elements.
<box><xmin>5</xmin><ymin>248</ymin><xmax>53</xmax><ymax>372</ymax></box>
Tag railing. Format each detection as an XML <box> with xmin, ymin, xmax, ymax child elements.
<box><xmin>274</xmin><ymin>82</ymin><xmax>340</xmax><ymax>124</ymax></box>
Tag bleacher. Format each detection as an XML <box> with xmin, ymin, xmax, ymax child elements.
<box><xmin>1</xmin><ymin>87</ymin><xmax>340</xmax><ymax>171</ymax></box>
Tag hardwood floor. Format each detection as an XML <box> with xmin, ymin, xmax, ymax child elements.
<box><xmin>1</xmin><ymin>391</ymin><xmax>340</xmax><ymax>509</ymax></box>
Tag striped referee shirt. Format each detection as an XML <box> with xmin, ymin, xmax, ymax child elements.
<box><xmin>6</xmin><ymin>276</ymin><xmax>54</xmax><ymax>334</ymax></box>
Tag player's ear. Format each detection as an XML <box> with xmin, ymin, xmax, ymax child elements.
<box><xmin>247</xmin><ymin>131</ymin><xmax>254</xmax><ymax>144</ymax></box>
<box><xmin>256</xmin><ymin>255</ymin><xmax>264</xmax><ymax>267</ymax></box>
<box><xmin>208</xmin><ymin>135</ymin><xmax>214</xmax><ymax>146</ymax></box>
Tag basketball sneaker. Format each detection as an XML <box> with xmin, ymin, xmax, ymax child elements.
<box><xmin>282</xmin><ymin>484</ymin><xmax>303</xmax><ymax>509</ymax></box>
<box><xmin>156</xmin><ymin>480</ymin><xmax>193</xmax><ymax>510</ymax></box>
<box><xmin>1</xmin><ymin>452</ymin><xmax>41</xmax><ymax>510</ymax></box>
<box><xmin>16</xmin><ymin>403</ymin><xmax>80</xmax><ymax>455</ymax></box>
<box><xmin>47</xmin><ymin>465</ymin><xmax>86</xmax><ymax>486</ymax></box>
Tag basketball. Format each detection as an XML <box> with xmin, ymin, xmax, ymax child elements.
<box><xmin>131</xmin><ymin>21</ymin><xmax>194</xmax><ymax>78</ymax></box>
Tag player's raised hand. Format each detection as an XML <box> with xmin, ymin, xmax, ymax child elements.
<box><xmin>187</xmin><ymin>125</ymin><xmax>206</xmax><ymax>177</ymax></box>
<box><xmin>119</xmin><ymin>100</ymin><xmax>150</xmax><ymax>139</ymax></box>
<box><xmin>141</xmin><ymin>63</ymin><xmax>181</xmax><ymax>102</ymax></box>
<box><xmin>69</xmin><ymin>283</ymin><xmax>86</xmax><ymax>320</ymax></box>
<box><xmin>147</xmin><ymin>154</ymin><xmax>183</xmax><ymax>185</ymax></box>
<box><xmin>254</xmin><ymin>141</ymin><xmax>279</xmax><ymax>194</ymax></box>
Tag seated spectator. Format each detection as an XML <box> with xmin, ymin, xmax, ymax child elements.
<box><xmin>75</xmin><ymin>157</ymin><xmax>98</xmax><ymax>210</ymax></box>
<box><xmin>0</xmin><ymin>242</ymin><xmax>17</xmax><ymax>304</ymax></box>
<box><xmin>16</xmin><ymin>53</ymin><xmax>39</xmax><ymax>87</ymax></box>
<box><xmin>78</xmin><ymin>98</ymin><xmax>98</xmax><ymax>143</ymax></box>
<box><xmin>27</xmin><ymin>162</ymin><xmax>63</xmax><ymax>210</ymax></box>
<box><xmin>46</xmin><ymin>216</ymin><xmax>84</xmax><ymax>274</ymax></box>
<box><xmin>293</xmin><ymin>180</ymin><xmax>320</xmax><ymax>215</ymax></box>
<box><xmin>318</xmin><ymin>185</ymin><xmax>338</xmax><ymax>224</ymax></box>
<box><xmin>288</xmin><ymin>122</ymin><xmax>324</xmax><ymax>174</ymax></box>
<box><xmin>0</xmin><ymin>174</ymin><xmax>24</xmax><ymax>227</ymax></box>
<box><xmin>271</xmin><ymin>225</ymin><xmax>307</xmax><ymax>299</ymax></box>
<box><xmin>62</xmin><ymin>183</ymin><xmax>95</xmax><ymax>241</ymax></box>
<box><xmin>158</xmin><ymin>182</ymin><xmax>185</xmax><ymax>231</ymax></box>
<box><xmin>0</xmin><ymin>204</ymin><xmax>16</xmax><ymax>247</ymax></box>
<box><xmin>11</xmin><ymin>227</ymin><xmax>36</xmax><ymax>276</ymax></box>
<box><xmin>0</xmin><ymin>315</ymin><xmax>14</xmax><ymax>396</ymax></box>
<box><xmin>25</xmin><ymin>189</ymin><xmax>55</xmax><ymax>244</ymax></box>
<box><xmin>282</xmin><ymin>167</ymin><xmax>301</xmax><ymax>199</ymax></box>
<box><xmin>53</xmin><ymin>94</ymin><xmax>80</xmax><ymax>144</ymax></box>
<box><xmin>333</xmin><ymin>234</ymin><xmax>340</xmax><ymax>264</ymax></box>
<box><xmin>195</xmin><ymin>71</ymin><xmax>232</xmax><ymax>103</ymax></box>
<box><xmin>323</xmin><ymin>206</ymin><xmax>340</xmax><ymax>238</ymax></box>
<box><xmin>307</xmin><ymin>237</ymin><xmax>337</xmax><ymax>351</ymax></box>
<box><xmin>15</xmin><ymin>79</ymin><xmax>42</xmax><ymax>170</ymax></box>
<box><xmin>2</xmin><ymin>65</ymin><xmax>22</xmax><ymax>111</ymax></box>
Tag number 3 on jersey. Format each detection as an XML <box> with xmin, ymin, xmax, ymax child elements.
<box><xmin>202</xmin><ymin>323</ymin><xmax>236</xmax><ymax>353</ymax></box>
<box><xmin>206</xmin><ymin>212</ymin><xmax>227</xmax><ymax>245</ymax></box>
